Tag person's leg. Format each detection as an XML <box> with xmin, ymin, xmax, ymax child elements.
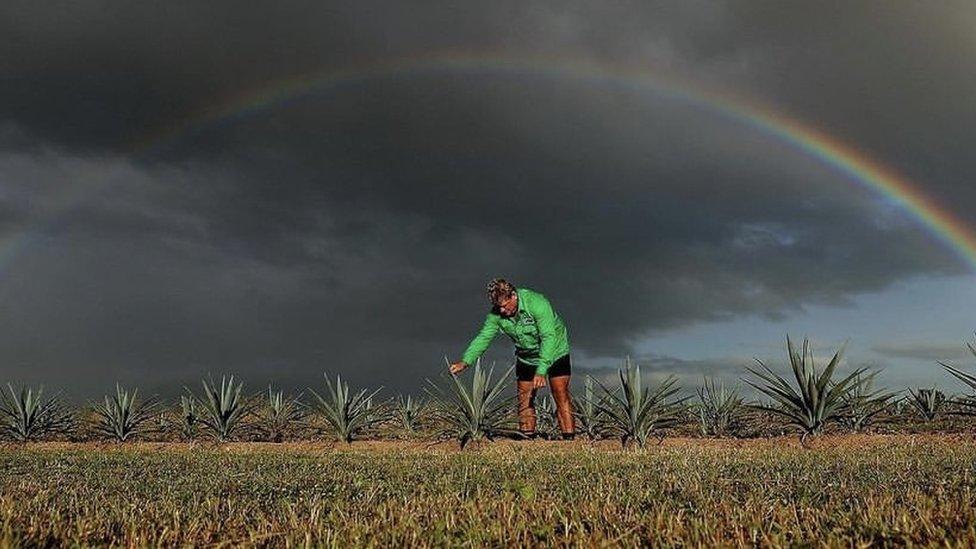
<box><xmin>517</xmin><ymin>380</ymin><xmax>537</xmax><ymax>435</ymax></box>
<box><xmin>549</xmin><ymin>375</ymin><xmax>575</xmax><ymax>437</ymax></box>
<box><xmin>546</xmin><ymin>354</ymin><xmax>575</xmax><ymax>438</ymax></box>
<box><xmin>515</xmin><ymin>360</ymin><xmax>537</xmax><ymax>436</ymax></box>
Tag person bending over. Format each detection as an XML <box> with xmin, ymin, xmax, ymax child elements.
<box><xmin>449</xmin><ymin>278</ymin><xmax>575</xmax><ymax>439</ymax></box>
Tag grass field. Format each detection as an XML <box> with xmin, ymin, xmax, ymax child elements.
<box><xmin>1</xmin><ymin>435</ymin><xmax>975</xmax><ymax>547</ymax></box>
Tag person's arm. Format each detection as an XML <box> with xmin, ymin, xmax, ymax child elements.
<box><xmin>527</xmin><ymin>292</ymin><xmax>559</xmax><ymax>376</ymax></box>
<box><xmin>460</xmin><ymin>313</ymin><xmax>500</xmax><ymax>366</ymax></box>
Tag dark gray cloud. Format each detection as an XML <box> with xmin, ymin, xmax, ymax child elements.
<box><xmin>0</xmin><ymin>2</ymin><xmax>973</xmax><ymax>398</ymax></box>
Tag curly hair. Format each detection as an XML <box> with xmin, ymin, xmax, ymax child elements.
<box><xmin>486</xmin><ymin>278</ymin><xmax>516</xmax><ymax>305</ymax></box>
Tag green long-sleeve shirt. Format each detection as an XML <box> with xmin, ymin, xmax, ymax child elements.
<box><xmin>460</xmin><ymin>287</ymin><xmax>570</xmax><ymax>376</ymax></box>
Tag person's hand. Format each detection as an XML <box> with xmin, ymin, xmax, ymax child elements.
<box><xmin>449</xmin><ymin>361</ymin><xmax>468</xmax><ymax>375</ymax></box>
<box><xmin>532</xmin><ymin>374</ymin><xmax>547</xmax><ymax>389</ymax></box>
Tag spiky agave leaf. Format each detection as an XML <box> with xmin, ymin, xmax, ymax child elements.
<box><xmin>91</xmin><ymin>384</ymin><xmax>160</xmax><ymax>442</ymax></box>
<box><xmin>744</xmin><ymin>336</ymin><xmax>865</xmax><ymax>440</ymax></box>
<box><xmin>573</xmin><ymin>376</ymin><xmax>611</xmax><ymax>440</ymax></box>
<box><xmin>179</xmin><ymin>395</ymin><xmax>198</xmax><ymax>440</ymax></box>
<box><xmin>186</xmin><ymin>375</ymin><xmax>251</xmax><ymax>442</ymax></box>
<box><xmin>425</xmin><ymin>357</ymin><xmax>518</xmax><ymax>448</ymax></box>
<box><xmin>590</xmin><ymin>357</ymin><xmax>687</xmax><ymax>448</ymax></box>
<box><xmin>534</xmin><ymin>394</ymin><xmax>560</xmax><ymax>440</ymax></box>
<box><xmin>888</xmin><ymin>395</ymin><xmax>908</xmax><ymax>417</ymax></box>
<box><xmin>259</xmin><ymin>387</ymin><xmax>308</xmax><ymax>442</ymax></box>
<box><xmin>907</xmin><ymin>387</ymin><xmax>946</xmax><ymax>421</ymax></box>
<box><xmin>0</xmin><ymin>384</ymin><xmax>74</xmax><ymax>442</ymax></box>
<box><xmin>395</xmin><ymin>395</ymin><xmax>429</xmax><ymax>434</ymax></box>
<box><xmin>310</xmin><ymin>373</ymin><xmax>386</xmax><ymax>443</ymax></box>
<box><xmin>834</xmin><ymin>370</ymin><xmax>898</xmax><ymax>432</ymax></box>
<box><xmin>695</xmin><ymin>376</ymin><xmax>744</xmax><ymax>437</ymax></box>
<box><xmin>939</xmin><ymin>338</ymin><xmax>976</xmax><ymax>416</ymax></box>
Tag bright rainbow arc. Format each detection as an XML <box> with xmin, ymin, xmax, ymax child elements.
<box><xmin>137</xmin><ymin>51</ymin><xmax>976</xmax><ymax>272</ymax></box>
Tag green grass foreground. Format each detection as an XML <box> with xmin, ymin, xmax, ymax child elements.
<box><xmin>1</xmin><ymin>435</ymin><xmax>975</xmax><ymax>547</ymax></box>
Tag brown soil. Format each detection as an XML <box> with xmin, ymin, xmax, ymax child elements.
<box><xmin>4</xmin><ymin>432</ymin><xmax>974</xmax><ymax>454</ymax></box>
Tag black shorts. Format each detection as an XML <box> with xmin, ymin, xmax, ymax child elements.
<box><xmin>516</xmin><ymin>354</ymin><xmax>571</xmax><ymax>382</ymax></box>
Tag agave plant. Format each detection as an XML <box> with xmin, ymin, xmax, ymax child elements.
<box><xmin>744</xmin><ymin>336</ymin><xmax>864</xmax><ymax>442</ymax></box>
<box><xmin>574</xmin><ymin>376</ymin><xmax>609</xmax><ymax>440</ymax></box>
<box><xmin>91</xmin><ymin>384</ymin><xmax>160</xmax><ymax>442</ymax></box>
<box><xmin>591</xmin><ymin>357</ymin><xmax>687</xmax><ymax>448</ymax></box>
<box><xmin>885</xmin><ymin>394</ymin><xmax>909</xmax><ymax>417</ymax></box>
<box><xmin>310</xmin><ymin>373</ymin><xmax>385</xmax><ymax>443</ymax></box>
<box><xmin>179</xmin><ymin>395</ymin><xmax>198</xmax><ymax>440</ymax></box>
<box><xmin>0</xmin><ymin>384</ymin><xmax>74</xmax><ymax>442</ymax></box>
<box><xmin>258</xmin><ymin>387</ymin><xmax>308</xmax><ymax>442</ymax></box>
<box><xmin>834</xmin><ymin>370</ymin><xmax>898</xmax><ymax>432</ymax></box>
<box><xmin>395</xmin><ymin>395</ymin><xmax>429</xmax><ymax>435</ymax></box>
<box><xmin>151</xmin><ymin>407</ymin><xmax>169</xmax><ymax>437</ymax></box>
<box><xmin>534</xmin><ymin>394</ymin><xmax>561</xmax><ymax>440</ymax></box>
<box><xmin>695</xmin><ymin>377</ymin><xmax>744</xmax><ymax>437</ymax></box>
<box><xmin>907</xmin><ymin>387</ymin><xmax>946</xmax><ymax>422</ymax></box>
<box><xmin>186</xmin><ymin>375</ymin><xmax>250</xmax><ymax>442</ymax></box>
<box><xmin>940</xmin><ymin>341</ymin><xmax>976</xmax><ymax>416</ymax></box>
<box><xmin>425</xmin><ymin>358</ymin><xmax>518</xmax><ymax>448</ymax></box>
<box><xmin>888</xmin><ymin>395</ymin><xmax>908</xmax><ymax>417</ymax></box>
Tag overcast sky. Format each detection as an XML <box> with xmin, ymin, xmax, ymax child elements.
<box><xmin>1</xmin><ymin>1</ymin><xmax>975</xmax><ymax>400</ymax></box>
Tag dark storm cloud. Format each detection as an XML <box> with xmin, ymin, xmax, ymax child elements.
<box><xmin>0</xmin><ymin>2</ymin><xmax>974</xmax><ymax>397</ymax></box>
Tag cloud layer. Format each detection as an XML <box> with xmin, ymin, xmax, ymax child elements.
<box><xmin>0</xmin><ymin>2</ymin><xmax>973</xmax><ymax>397</ymax></box>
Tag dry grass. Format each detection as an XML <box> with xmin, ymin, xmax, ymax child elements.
<box><xmin>1</xmin><ymin>435</ymin><xmax>975</xmax><ymax>546</ymax></box>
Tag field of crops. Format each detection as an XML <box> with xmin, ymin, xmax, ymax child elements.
<box><xmin>2</xmin><ymin>435</ymin><xmax>974</xmax><ymax>547</ymax></box>
<box><xmin>3</xmin><ymin>338</ymin><xmax>976</xmax><ymax>545</ymax></box>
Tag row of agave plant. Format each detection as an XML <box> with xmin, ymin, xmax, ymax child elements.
<box><xmin>3</xmin><ymin>335</ymin><xmax>976</xmax><ymax>448</ymax></box>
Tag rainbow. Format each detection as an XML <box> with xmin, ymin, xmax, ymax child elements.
<box><xmin>138</xmin><ymin>52</ymin><xmax>976</xmax><ymax>271</ymax></box>
<box><xmin>0</xmin><ymin>52</ymin><xmax>927</xmax><ymax>280</ymax></box>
